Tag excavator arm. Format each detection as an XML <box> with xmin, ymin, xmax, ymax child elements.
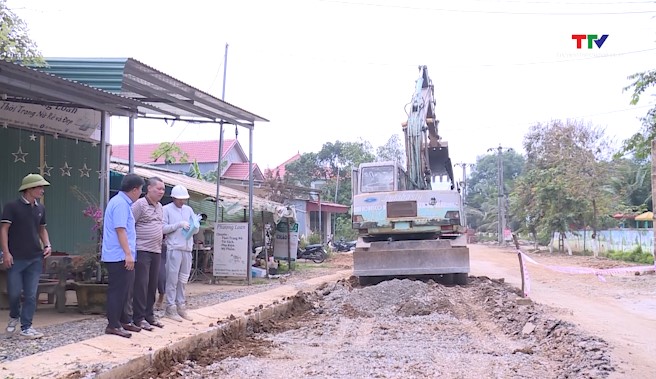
<box><xmin>402</xmin><ymin>65</ymin><xmax>454</xmax><ymax>188</ymax></box>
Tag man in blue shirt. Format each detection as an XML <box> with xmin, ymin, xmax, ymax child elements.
<box><xmin>102</xmin><ymin>173</ymin><xmax>144</xmax><ymax>338</ymax></box>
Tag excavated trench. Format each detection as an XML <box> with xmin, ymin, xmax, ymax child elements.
<box><xmin>130</xmin><ymin>276</ymin><xmax>614</xmax><ymax>379</ymax></box>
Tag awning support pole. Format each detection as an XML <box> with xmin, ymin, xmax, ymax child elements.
<box><xmin>100</xmin><ymin>111</ymin><xmax>108</xmax><ymax>208</ymax></box>
<box><xmin>128</xmin><ymin>116</ymin><xmax>135</xmax><ymax>173</ymax></box>
<box><xmin>247</xmin><ymin>125</ymin><xmax>254</xmax><ymax>285</ymax></box>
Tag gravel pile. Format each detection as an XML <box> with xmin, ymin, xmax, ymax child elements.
<box><xmin>146</xmin><ymin>276</ymin><xmax>614</xmax><ymax>379</ymax></box>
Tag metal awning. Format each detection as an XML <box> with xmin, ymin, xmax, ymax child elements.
<box><xmin>110</xmin><ymin>159</ymin><xmax>296</xmax><ymax>223</ymax></box>
<box><xmin>0</xmin><ymin>60</ymin><xmax>143</xmax><ymax>117</ymax></box>
<box><xmin>39</xmin><ymin>58</ymin><xmax>268</xmax><ymax>128</ymax></box>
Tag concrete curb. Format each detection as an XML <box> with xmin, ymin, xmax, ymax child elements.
<box><xmin>0</xmin><ymin>270</ymin><xmax>351</xmax><ymax>379</ymax></box>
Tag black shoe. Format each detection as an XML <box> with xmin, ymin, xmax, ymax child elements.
<box><xmin>121</xmin><ymin>322</ymin><xmax>142</xmax><ymax>332</ymax></box>
<box><xmin>146</xmin><ymin>319</ymin><xmax>164</xmax><ymax>328</ymax></box>
<box><xmin>137</xmin><ymin>320</ymin><xmax>154</xmax><ymax>331</ymax></box>
<box><xmin>105</xmin><ymin>327</ymin><xmax>132</xmax><ymax>338</ymax></box>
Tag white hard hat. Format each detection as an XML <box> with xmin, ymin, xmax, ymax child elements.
<box><xmin>170</xmin><ymin>185</ymin><xmax>190</xmax><ymax>199</ymax></box>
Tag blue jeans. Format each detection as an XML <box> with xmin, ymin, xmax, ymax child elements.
<box><xmin>7</xmin><ymin>257</ymin><xmax>43</xmax><ymax>331</ymax></box>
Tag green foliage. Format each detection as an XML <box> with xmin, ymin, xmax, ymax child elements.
<box><xmin>607</xmin><ymin>158</ymin><xmax>652</xmax><ymax>213</ymax></box>
<box><xmin>603</xmin><ymin>246</ymin><xmax>654</xmax><ymax>265</ymax></box>
<box><xmin>0</xmin><ymin>0</ymin><xmax>45</xmax><ymax>65</ymax></box>
<box><xmin>376</xmin><ymin>134</ymin><xmax>406</xmax><ymax>166</ymax></box>
<box><xmin>261</xmin><ymin>168</ymin><xmax>296</xmax><ymax>203</ymax></box>
<box><xmin>617</xmin><ymin>70</ymin><xmax>656</xmax><ymax>160</ymax></box>
<box><xmin>151</xmin><ymin>142</ymin><xmax>189</xmax><ymax>164</ymax></box>
<box><xmin>284</xmin><ymin>138</ymin><xmax>376</xmax><ymax>206</ymax></box>
<box><xmin>307</xmin><ymin>231</ymin><xmax>321</xmax><ymax>245</ymax></box>
<box><xmin>187</xmin><ymin>159</ymin><xmax>203</xmax><ymax>179</ymax></box>
<box><xmin>465</xmin><ymin>149</ymin><xmax>525</xmax><ymax>232</ymax></box>
<box><xmin>198</xmin><ymin>160</ymin><xmax>228</xmax><ymax>183</ymax></box>
<box><xmin>334</xmin><ymin>215</ymin><xmax>357</xmax><ymax>240</ymax></box>
<box><xmin>510</xmin><ymin>120</ymin><xmax>613</xmax><ymax>244</ymax></box>
<box><xmin>299</xmin><ymin>231</ymin><xmax>322</xmax><ymax>249</ymax></box>
<box><xmin>284</xmin><ymin>152</ymin><xmax>325</xmax><ymax>187</ymax></box>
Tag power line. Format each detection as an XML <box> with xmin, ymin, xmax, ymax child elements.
<box><xmin>454</xmin><ymin>48</ymin><xmax>656</xmax><ymax>68</ymax></box>
<box><xmin>252</xmin><ymin>45</ymin><xmax>656</xmax><ymax>70</ymax></box>
<box><xmin>458</xmin><ymin>0</ymin><xmax>655</xmax><ymax>5</ymax></box>
<box><xmin>314</xmin><ymin>0</ymin><xmax>656</xmax><ymax>15</ymax></box>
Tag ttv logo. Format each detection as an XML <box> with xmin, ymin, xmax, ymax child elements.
<box><xmin>572</xmin><ymin>34</ymin><xmax>608</xmax><ymax>49</ymax></box>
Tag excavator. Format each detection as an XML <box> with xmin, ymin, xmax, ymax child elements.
<box><xmin>351</xmin><ymin>65</ymin><xmax>469</xmax><ymax>285</ymax></box>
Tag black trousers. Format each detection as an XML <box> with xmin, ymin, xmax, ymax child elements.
<box><xmin>106</xmin><ymin>261</ymin><xmax>135</xmax><ymax>328</ymax></box>
<box><xmin>132</xmin><ymin>251</ymin><xmax>161</xmax><ymax>324</ymax></box>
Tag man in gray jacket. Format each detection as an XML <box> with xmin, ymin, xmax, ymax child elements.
<box><xmin>162</xmin><ymin>185</ymin><xmax>199</xmax><ymax>321</ymax></box>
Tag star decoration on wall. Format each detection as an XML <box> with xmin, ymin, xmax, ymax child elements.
<box><xmin>12</xmin><ymin>146</ymin><xmax>28</xmax><ymax>163</ymax></box>
<box><xmin>29</xmin><ymin>134</ymin><xmax>37</xmax><ymax>141</ymax></box>
<box><xmin>60</xmin><ymin>161</ymin><xmax>72</xmax><ymax>177</ymax></box>
<box><xmin>53</xmin><ymin>133</ymin><xmax>59</xmax><ymax>140</ymax></box>
<box><xmin>91</xmin><ymin>141</ymin><xmax>99</xmax><ymax>147</ymax></box>
<box><xmin>2</xmin><ymin>122</ymin><xmax>7</xmax><ymax>129</ymax></box>
<box><xmin>97</xmin><ymin>170</ymin><xmax>106</xmax><ymax>179</ymax></box>
<box><xmin>38</xmin><ymin>161</ymin><xmax>54</xmax><ymax>176</ymax></box>
<box><xmin>79</xmin><ymin>163</ymin><xmax>91</xmax><ymax>178</ymax></box>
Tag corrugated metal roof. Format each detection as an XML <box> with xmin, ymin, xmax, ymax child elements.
<box><xmin>109</xmin><ymin>159</ymin><xmax>295</xmax><ymax>221</ymax></box>
<box><xmin>0</xmin><ymin>59</ymin><xmax>142</xmax><ymax>118</ymax></box>
<box><xmin>111</xmin><ymin>139</ymin><xmax>237</xmax><ymax>164</ymax></box>
<box><xmin>40</xmin><ymin>58</ymin><xmax>268</xmax><ymax>127</ymax></box>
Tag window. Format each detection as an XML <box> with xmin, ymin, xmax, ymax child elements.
<box><xmin>360</xmin><ymin>165</ymin><xmax>395</xmax><ymax>193</ymax></box>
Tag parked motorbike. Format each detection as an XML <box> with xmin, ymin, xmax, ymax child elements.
<box><xmin>333</xmin><ymin>238</ymin><xmax>356</xmax><ymax>252</ymax></box>
<box><xmin>297</xmin><ymin>244</ymin><xmax>327</xmax><ymax>263</ymax></box>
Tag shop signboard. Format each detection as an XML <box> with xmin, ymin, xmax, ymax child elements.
<box><xmin>213</xmin><ymin>222</ymin><xmax>249</xmax><ymax>277</ymax></box>
<box><xmin>0</xmin><ymin>101</ymin><xmax>101</xmax><ymax>140</ymax></box>
<box><xmin>273</xmin><ymin>221</ymin><xmax>299</xmax><ymax>259</ymax></box>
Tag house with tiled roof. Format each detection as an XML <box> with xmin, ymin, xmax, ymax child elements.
<box><xmin>265</xmin><ymin>152</ymin><xmax>301</xmax><ymax>179</ymax></box>
<box><xmin>265</xmin><ymin>153</ymin><xmax>349</xmax><ymax>243</ymax></box>
<box><xmin>110</xmin><ymin>139</ymin><xmax>264</xmax><ymax>181</ymax></box>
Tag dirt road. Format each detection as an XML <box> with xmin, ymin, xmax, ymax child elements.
<box><xmin>142</xmin><ymin>244</ymin><xmax>654</xmax><ymax>378</ymax></box>
<box><xmin>469</xmin><ymin>244</ymin><xmax>656</xmax><ymax>379</ymax></box>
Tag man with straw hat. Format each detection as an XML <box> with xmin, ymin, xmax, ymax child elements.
<box><xmin>1</xmin><ymin>174</ymin><xmax>52</xmax><ymax>339</ymax></box>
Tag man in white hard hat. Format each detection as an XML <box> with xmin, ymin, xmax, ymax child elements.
<box><xmin>1</xmin><ymin>174</ymin><xmax>52</xmax><ymax>339</ymax></box>
<box><xmin>162</xmin><ymin>185</ymin><xmax>199</xmax><ymax>322</ymax></box>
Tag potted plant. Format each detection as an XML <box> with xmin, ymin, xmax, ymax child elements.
<box><xmin>70</xmin><ymin>186</ymin><xmax>108</xmax><ymax>314</ymax></box>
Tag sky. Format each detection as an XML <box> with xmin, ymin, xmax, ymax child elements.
<box><xmin>9</xmin><ymin>0</ymin><xmax>656</xmax><ymax>183</ymax></box>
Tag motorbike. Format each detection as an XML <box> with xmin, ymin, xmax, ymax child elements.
<box><xmin>332</xmin><ymin>238</ymin><xmax>356</xmax><ymax>252</ymax></box>
<box><xmin>297</xmin><ymin>244</ymin><xmax>327</xmax><ymax>263</ymax></box>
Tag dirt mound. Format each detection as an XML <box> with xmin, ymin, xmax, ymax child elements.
<box><xmin>136</xmin><ymin>276</ymin><xmax>614</xmax><ymax>379</ymax></box>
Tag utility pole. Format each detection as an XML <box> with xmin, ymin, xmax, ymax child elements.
<box><xmin>487</xmin><ymin>145</ymin><xmax>512</xmax><ymax>244</ymax></box>
<box><xmin>453</xmin><ymin>162</ymin><xmax>475</xmax><ymax>228</ymax></box>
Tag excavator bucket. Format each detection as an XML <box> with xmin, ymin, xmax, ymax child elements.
<box><xmin>427</xmin><ymin>142</ymin><xmax>454</xmax><ymax>182</ymax></box>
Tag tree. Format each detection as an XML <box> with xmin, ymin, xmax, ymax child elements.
<box><xmin>0</xmin><ymin>0</ymin><xmax>44</xmax><ymax>65</ymax></box>
<box><xmin>150</xmin><ymin>142</ymin><xmax>189</xmax><ymax>164</ymax></box>
<box><xmin>200</xmin><ymin>159</ymin><xmax>228</xmax><ymax>183</ymax></box>
<box><xmin>261</xmin><ymin>169</ymin><xmax>295</xmax><ymax>204</ymax></box>
<box><xmin>510</xmin><ymin>119</ymin><xmax>613</xmax><ymax>252</ymax></box>
<box><xmin>621</xmin><ymin>69</ymin><xmax>656</xmax><ymax>259</ymax></box>
<box><xmin>376</xmin><ymin>134</ymin><xmax>406</xmax><ymax>166</ymax></box>
<box><xmin>607</xmin><ymin>157</ymin><xmax>652</xmax><ymax>214</ymax></box>
<box><xmin>618</xmin><ymin>70</ymin><xmax>656</xmax><ymax>160</ymax></box>
<box><xmin>465</xmin><ymin>150</ymin><xmax>525</xmax><ymax>232</ymax></box>
<box><xmin>284</xmin><ymin>152</ymin><xmax>325</xmax><ymax>187</ymax></box>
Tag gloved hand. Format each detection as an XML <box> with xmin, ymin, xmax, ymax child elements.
<box><xmin>179</xmin><ymin>221</ymin><xmax>190</xmax><ymax>230</ymax></box>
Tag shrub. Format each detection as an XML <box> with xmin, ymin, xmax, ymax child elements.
<box><xmin>604</xmin><ymin>246</ymin><xmax>654</xmax><ymax>265</ymax></box>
